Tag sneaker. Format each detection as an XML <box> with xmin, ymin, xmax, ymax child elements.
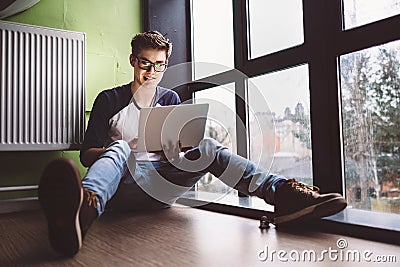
<box><xmin>273</xmin><ymin>179</ymin><xmax>347</xmax><ymax>225</ymax></box>
<box><xmin>39</xmin><ymin>158</ymin><xmax>98</xmax><ymax>256</ymax></box>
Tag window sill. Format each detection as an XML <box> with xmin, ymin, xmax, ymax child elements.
<box><xmin>177</xmin><ymin>192</ymin><xmax>400</xmax><ymax>245</ymax></box>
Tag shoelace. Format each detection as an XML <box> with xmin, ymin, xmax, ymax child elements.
<box><xmin>287</xmin><ymin>178</ymin><xmax>320</xmax><ymax>196</ymax></box>
<box><xmin>84</xmin><ymin>189</ymin><xmax>98</xmax><ymax>209</ymax></box>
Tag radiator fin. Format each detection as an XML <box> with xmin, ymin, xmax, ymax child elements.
<box><xmin>0</xmin><ymin>21</ymin><xmax>85</xmax><ymax>151</ymax></box>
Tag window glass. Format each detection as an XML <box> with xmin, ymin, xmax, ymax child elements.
<box><xmin>342</xmin><ymin>0</ymin><xmax>400</xmax><ymax>30</ymax></box>
<box><xmin>248</xmin><ymin>65</ymin><xmax>313</xmax><ymax>185</ymax></box>
<box><xmin>194</xmin><ymin>83</ymin><xmax>237</xmax><ymax>195</ymax></box>
<box><xmin>248</xmin><ymin>0</ymin><xmax>304</xmax><ymax>59</ymax></box>
<box><xmin>340</xmin><ymin>40</ymin><xmax>400</xmax><ymax>214</ymax></box>
<box><xmin>192</xmin><ymin>0</ymin><xmax>234</xmax><ymax>79</ymax></box>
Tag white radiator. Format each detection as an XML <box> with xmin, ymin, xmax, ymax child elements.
<box><xmin>0</xmin><ymin>21</ymin><xmax>85</xmax><ymax>151</ymax></box>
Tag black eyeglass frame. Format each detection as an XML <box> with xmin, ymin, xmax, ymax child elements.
<box><xmin>134</xmin><ymin>56</ymin><xmax>168</xmax><ymax>72</ymax></box>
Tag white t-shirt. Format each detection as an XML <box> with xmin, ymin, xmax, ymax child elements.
<box><xmin>108</xmin><ymin>96</ymin><xmax>163</xmax><ymax>161</ymax></box>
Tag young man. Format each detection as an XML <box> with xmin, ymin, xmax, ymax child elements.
<box><xmin>39</xmin><ymin>31</ymin><xmax>347</xmax><ymax>256</ymax></box>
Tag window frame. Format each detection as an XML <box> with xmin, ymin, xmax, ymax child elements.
<box><xmin>143</xmin><ymin>0</ymin><xmax>400</xmax><ymax>244</ymax></box>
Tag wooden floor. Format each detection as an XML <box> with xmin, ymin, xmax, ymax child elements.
<box><xmin>0</xmin><ymin>205</ymin><xmax>398</xmax><ymax>267</ymax></box>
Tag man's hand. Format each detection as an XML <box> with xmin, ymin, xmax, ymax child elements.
<box><xmin>152</xmin><ymin>141</ymin><xmax>192</xmax><ymax>161</ymax></box>
<box><xmin>128</xmin><ymin>138</ymin><xmax>138</xmax><ymax>150</ymax></box>
<box><xmin>162</xmin><ymin>140</ymin><xmax>182</xmax><ymax>163</ymax></box>
<box><xmin>81</xmin><ymin>147</ymin><xmax>106</xmax><ymax>167</ymax></box>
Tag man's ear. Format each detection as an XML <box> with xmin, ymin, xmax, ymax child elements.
<box><xmin>129</xmin><ymin>54</ymin><xmax>135</xmax><ymax>67</ymax></box>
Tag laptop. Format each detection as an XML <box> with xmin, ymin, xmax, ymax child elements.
<box><xmin>133</xmin><ymin>103</ymin><xmax>209</xmax><ymax>152</ymax></box>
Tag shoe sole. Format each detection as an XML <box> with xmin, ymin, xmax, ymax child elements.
<box><xmin>39</xmin><ymin>158</ymin><xmax>83</xmax><ymax>256</ymax></box>
<box><xmin>274</xmin><ymin>196</ymin><xmax>347</xmax><ymax>225</ymax></box>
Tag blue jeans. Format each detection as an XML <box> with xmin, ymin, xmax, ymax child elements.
<box><xmin>82</xmin><ymin>138</ymin><xmax>286</xmax><ymax>215</ymax></box>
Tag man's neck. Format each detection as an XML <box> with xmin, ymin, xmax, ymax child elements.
<box><xmin>131</xmin><ymin>81</ymin><xmax>157</xmax><ymax>107</ymax></box>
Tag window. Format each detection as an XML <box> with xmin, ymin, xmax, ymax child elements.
<box><xmin>194</xmin><ymin>84</ymin><xmax>237</xmax><ymax>198</ymax></box>
<box><xmin>248</xmin><ymin>65</ymin><xmax>313</xmax><ymax>185</ymax></box>
<box><xmin>192</xmin><ymin>0</ymin><xmax>234</xmax><ymax>79</ymax></box>
<box><xmin>342</xmin><ymin>0</ymin><xmax>400</xmax><ymax>30</ymax></box>
<box><xmin>178</xmin><ymin>0</ymin><xmax>400</xmax><ymax>237</ymax></box>
<box><xmin>340</xmin><ymin>40</ymin><xmax>400</xmax><ymax>214</ymax></box>
<box><xmin>247</xmin><ymin>0</ymin><xmax>304</xmax><ymax>59</ymax></box>
<box><xmin>190</xmin><ymin>0</ymin><xmax>312</xmax><ymax>208</ymax></box>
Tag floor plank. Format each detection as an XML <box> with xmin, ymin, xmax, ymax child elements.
<box><xmin>0</xmin><ymin>205</ymin><xmax>398</xmax><ymax>266</ymax></box>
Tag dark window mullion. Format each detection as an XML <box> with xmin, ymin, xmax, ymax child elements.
<box><xmin>240</xmin><ymin>45</ymin><xmax>308</xmax><ymax>78</ymax></box>
<box><xmin>232</xmin><ymin>1</ymin><xmax>250</xmax><ymax>201</ymax></box>
<box><xmin>337</xmin><ymin>15</ymin><xmax>400</xmax><ymax>55</ymax></box>
<box><xmin>235</xmin><ymin>77</ymin><xmax>247</xmax><ymax>159</ymax></box>
<box><xmin>195</xmin><ymin>69</ymin><xmax>241</xmax><ymax>86</ymax></box>
<box><xmin>232</xmin><ymin>0</ymin><xmax>250</xmax><ymax>160</ymax></box>
<box><xmin>303</xmin><ymin>0</ymin><xmax>344</xmax><ymax>193</ymax></box>
<box><xmin>232</xmin><ymin>0</ymin><xmax>248</xmax><ymax>72</ymax></box>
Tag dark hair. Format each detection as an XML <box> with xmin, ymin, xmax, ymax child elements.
<box><xmin>130</xmin><ymin>31</ymin><xmax>172</xmax><ymax>60</ymax></box>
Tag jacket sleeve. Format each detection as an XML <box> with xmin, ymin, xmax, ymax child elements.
<box><xmin>80</xmin><ymin>92</ymin><xmax>111</xmax><ymax>162</ymax></box>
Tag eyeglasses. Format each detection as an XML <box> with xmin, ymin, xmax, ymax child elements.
<box><xmin>135</xmin><ymin>57</ymin><xmax>167</xmax><ymax>72</ymax></box>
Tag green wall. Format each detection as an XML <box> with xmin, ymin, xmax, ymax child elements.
<box><xmin>0</xmin><ymin>0</ymin><xmax>141</xmax><ymax>199</ymax></box>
